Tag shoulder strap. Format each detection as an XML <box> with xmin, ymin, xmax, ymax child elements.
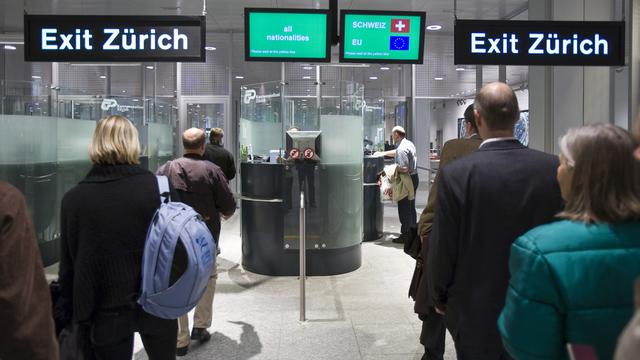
<box><xmin>157</xmin><ymin>175</ymin><xmax>171</xmax><ymax>204</ymax></box>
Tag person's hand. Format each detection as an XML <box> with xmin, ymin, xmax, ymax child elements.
<box><xmin>384</xmin><ymin>187</ymin><xmax>393</xmax><ymax>197</ymax></box>
<box><xmin>222</xmin><ymin>213</ymin><xmax>232</xmax><ymax>220</ymax></box>
<box><xmin>435</xmin><ymin>306</ymin><xmax>446</xmax><ymax>315</ymax></box>
<box><xmin>373</xmin><ymin>151</ymin><xmax>383</xmax><ymax>157</ymax></box>
<box><xmin>420</xmin><ymin>235</ymin><xmax>427</xmax><ymax>243</ymax></box>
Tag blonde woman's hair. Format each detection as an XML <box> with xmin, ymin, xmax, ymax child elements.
<box><xmin>89</xmin><ymin>115</ymin><xmax>140</xmax><ymax>165</ymax></box>
<box><xmin>558</xmin><ymin>123</ymin><xmax>640</xmax><ymax>223</ymax></box>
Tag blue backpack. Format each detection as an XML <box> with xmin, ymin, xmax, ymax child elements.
<box><xmin>137</xmin><ymin>175</ymin><xmax>216</xmax><ymax>319</ymax></box>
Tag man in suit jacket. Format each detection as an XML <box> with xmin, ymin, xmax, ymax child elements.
<box><xmin>426</xmin><ymin>82</ymin><xmax>563</xmax><ymax>359</ymax></box>
<box><xmin>413</xmin><ymin>103</ymin><xmax>482</xmax><ymax>360</ymax></box>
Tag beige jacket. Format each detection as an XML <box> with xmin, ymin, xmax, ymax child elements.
<box><xmin>384</xmin><ymin>164</ymin><xmax>415</xmax><ymax>202</ymax></box>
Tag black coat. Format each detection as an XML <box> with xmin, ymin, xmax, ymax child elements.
<box><xmin>204</xmin><ymin>143</ymin><xmax>236</xmax><ymax>182</ymax></box>
<box><xmin>58</xmin><ymin>164</ymin><xmax>172</xmax><ymax>323</ymax></box>
<box><xmin>426</xmin><ymin>139</ymin><xmax>563</xmax><ymax>351</ymax></box>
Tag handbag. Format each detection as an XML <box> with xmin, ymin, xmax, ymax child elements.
<box><xmin>403</xmin><ymin>227</ymin><xmax>421</xmax><ymax>259</ymax></box>
<box><xmin>408</xmin><ymin>255</ymin><xmax>423</xmax><ymax>300</ymax></box>
<box><xmin>59</xmin><ymin>322</ymin><xmax>94</xmax><ymax>360</ymax></box>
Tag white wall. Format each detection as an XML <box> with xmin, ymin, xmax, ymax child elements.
<box><xmin>428</xmin><ymin>89</ymin><xmax>529</xmax><ymax>146</ymax></box>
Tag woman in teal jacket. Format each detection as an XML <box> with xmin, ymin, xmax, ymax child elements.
<box><xmin>498</xmin><ymin>123</ymin><xmax>640</xmax><ymax>360</ymax></box>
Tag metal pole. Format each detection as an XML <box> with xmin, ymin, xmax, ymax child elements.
<box><xmin>299</xmin><ymin>187</ymin><xmax>306</xmax><ymax>322</ymax></box>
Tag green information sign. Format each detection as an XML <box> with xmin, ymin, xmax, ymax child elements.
<box><xmin>245</xmin><ymin>8</ymin><xmax>330</xmax><ymax>62</ymax></box>
<box><xmin>340</xmin><ymin>10</ymin><xmax>426</xmax><ymax>64</ymax></box>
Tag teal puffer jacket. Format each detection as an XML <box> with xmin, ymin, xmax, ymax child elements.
<box><xmin>498</xmin><ymin>220</ymin><xmax>640</xmax><ymax>360</ymax></box>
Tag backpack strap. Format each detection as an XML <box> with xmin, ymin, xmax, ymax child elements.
<box><xmin>157</xmin><ymin>175</ymin><xmax>171</xmax><ymax>204</ymax></box>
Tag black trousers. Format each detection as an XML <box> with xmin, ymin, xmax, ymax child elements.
<box><xmin>454</xmin><ymin>345</ymin><xmax>512</xmax><ymax>360</ymax></box>
<box><xmin>397</xmin><ymin>173</ymin><xmax>419</xmax><ymax>236</ymax></box>
<box><xmin>90</xmin><ymin>306</ymin><xmax>177</xmax><ymax>360</ymax></box>
<box><xmin>420</xmin><ymin>307</ymin><xmax>446</xmax><ymax>360</ymax></box>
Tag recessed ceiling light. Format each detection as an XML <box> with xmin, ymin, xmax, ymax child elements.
<box><xmin>426</xmin><ymin>25</ymin><xmax>442</xmax><ymax>31</ymax></box>
<box><xmin>303</xmin><ymin>66</ymin><xmax>313</xmax><ymax>70</ymax></box>
<box><xmin>31</xmin><ymin>75</ymin><xmax>41</xmax><ymax>79</ymax></box>
<box><xmin>369</xmin><ymin>76</ymin><xmax>378</xmax><ymax>80</ymax></box>
<box><xmin>306</xmin><ymin>89</ymin><xmax>311</xmax><ymax>92</ymax></box>
<box><xmin>99</xmin><ymin>75</ymin><xmax>107</xmax><ymax>79</ymax></box>
<box><xmin>3</xmin><ymin>45</ymin><xmax>16</xmax><ymax>50</ymax></box>
<box><xmin>303</xmin><ymin>76</ymin><xmax>311</xmax><ymax>79</ymax></box>
<box><xmin>146</xmin><ymin>65</ymin><xmax>154</xmax><ymax>70</ymax></box>
<box><xmin>122</xmin><ymin>90</ymin><xmax>127</xmax><ymax>93</ymax></box>
<box><xmin>456</xmin><ymin>67</ymin><xmax>465</xmax><ymax>71</ymax></box>
<box><xmin>434</xmin><ymin>77</ymin><xmax>444</xmax><ymax>81</ymax></box>
<box><xmin>380</xmin><ymin>66</ymin><xmax>390</xmax><ymax>70</ymax></box>
<box><xmin>205</xmin><ymin>46</ymin><xmax>217</xmax><ymax>51</ymax></box>
<box><xmin>235</xmin><ymin>76</ymin><xmax>244</xmax><ymax>79</ymax></box>
<box><xmin>132</xmin><ymin>99</ymin><xmax>139</xmax><ymax>102</ymax></box>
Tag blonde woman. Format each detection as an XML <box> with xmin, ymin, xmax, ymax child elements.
<box><xmin>498</xmin><ymin>123</ymin><xmax>640</xmax><ymax>360</ymax></box>
<box><xmin>57</xmin><ymin>116</ymin><xmax>177</xmax><ymax>359</ymax></box>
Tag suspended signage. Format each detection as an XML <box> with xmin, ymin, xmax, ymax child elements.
<box><xmin>340</xmin><ymin>10</ymin><xmax>426</xmax><ymax>64</ymax></box>
<box><xmin>244</xmin><ymin>8</ymin><xmax>330</xmax><ymax>62</ymax></box>
<box><xmin>454</xmin><ymin>19</ymin><xmax>625</xmax><ymax>66</ymax></box>
<box><xmin>24</xmin><ymin>15</ymin><xmax>205</xmax><ymax>62</ymax></box>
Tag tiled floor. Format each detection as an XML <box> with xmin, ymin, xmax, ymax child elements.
<box><xmin>134</xmin><ymin>177</ymin><xmax>457</xmax><ymax>360</ymax></box>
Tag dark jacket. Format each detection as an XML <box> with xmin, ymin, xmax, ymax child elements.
<box><xmin>414</xmin><ymin>134</ymin><xmax>481</xmax><ymax>314</ymax></box>
<box><xmin>157</xmin><ymin>154</ymin><xmax>236</xmax><ymax>240</ymax></box>
<box><xmin>204</xmin><ymin>143</ymin><xmax>236</xmax><ymax>182</ymax></box>
<box><xmin>0</xmin><ymin>182</ymin><xmax>59</xmax><ymax>360</ymax></box>
<box><xmin>426</xmin><ymin>139</ymin><xmax>563</xmax><ymax>351</ymax></box>
<box><xmin>499</xmin><ymin>220</ymin><xmax>640</xmax><ymax>360</ymax></box>
<box><xmin>58</xmin><ymin>164</ymin><xmax>164</xmax><ymax>323</ymax></box>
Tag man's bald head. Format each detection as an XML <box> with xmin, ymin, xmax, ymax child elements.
<box><xmin>183</xmin><ymin>128</ymin><xmax>206</xmax><ymax>152</ymax></box>
<box><xmin>474</xmin><ymin>82</ymin><xmax>520</xmax><ymax>132</ymax></box>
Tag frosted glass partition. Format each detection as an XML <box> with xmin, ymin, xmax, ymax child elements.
<box><xmin>147</xmin><ymin>122</ymin><xmax>174</xmax><ymax>171</ymax></box>
<box><xmin>0</xmin><ymin>115</ymin><xmax>93</xmax><ymax>266</ymax></box>
<box><xmin>239</xmin><ymin>120</ymin><xmax>283</xmax><ymax>159</ymax></box>
<box><xmin>0</xmin><ymin>86</ymin><xmax>177</xmax><ymax>266</ymax></box>
<box><xmin>364</xmin><ymin>98</ymin><xmax>385</xmax><ymax>153</ymax></box>
<box><xmin>319</xmin><ymin>115</ymin><xmax>363</xmax><ymax>249</ymax></box>
<box><xmin>239</xmin><ymin>81</ymin><xmax>284</xmax><ymax>161</ymax></box>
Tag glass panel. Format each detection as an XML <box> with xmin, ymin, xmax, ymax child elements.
<box><xmin>186</xmin><ymin>103</ymin><xmax>225</xmax><ymax>130</ymax></box>
<box><xmin>239</xmin><ymin>81</ymin><xmax>284</xmax><ymax>161</ymax></box>
<box><xmin>316</xmin><ymin>82</ymin><xmax>364</xmax><ymax>250</ymax></box>
<box><xmin>364</xmin><ymin>98</ymin><xmax>385</xmax><ymax>154</ymax></box>
<box><xmin>0</xmin><ymin>81</ymin><xmax>176</xmax><ymax>266</ymax></box>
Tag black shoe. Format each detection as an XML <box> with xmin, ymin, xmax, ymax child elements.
<box><xmin>392</xmin><ymin>235</ymin><xmax>406</xmax><ymax>244</ymax></box>
<box><xmin>176</xmin><ymin>346</ymin><xmax>188</xmax><ymax>357</ymax></box>
<box><xmin>190</xmin><ymin>328</ymin><xmax>211</xmax><ymax>343</ymax></box>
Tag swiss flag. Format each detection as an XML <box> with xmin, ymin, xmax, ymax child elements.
<box><xmin>391</xmin><ymin>19</ymin><xmax>410</xmax><ymax>33</ymax></box>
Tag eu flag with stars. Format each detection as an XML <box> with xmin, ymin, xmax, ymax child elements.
<box><xmin>389</xmin><ymin>36</ymin><xmax>410</xmax><ymax>51</ymax></box>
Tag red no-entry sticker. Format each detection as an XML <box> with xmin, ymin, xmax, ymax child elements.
<box><xmin>289</xmin><ymin>148</ymin><xmax>300</xmax><ymax>160</ymax></box>
<box><xmin>303</xmin><ymin>148</ymin><xmax>315</xmax><ymax>160</ymax></box>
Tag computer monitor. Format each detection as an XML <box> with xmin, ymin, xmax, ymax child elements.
<box><xmin>286</xmin><ymin>130</ymin><xmax>321</xmax><ymax>161</ymax></box>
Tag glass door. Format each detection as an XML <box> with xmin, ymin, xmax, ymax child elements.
<box><xmin>179</xmin><ymin>96</ymin><xmax>234</xmax><ymax>187</ymax></box>
<box><xmin>179</xmin><ymin>96</ymin><xmax>230</xmax><ymax>146</ymax></box>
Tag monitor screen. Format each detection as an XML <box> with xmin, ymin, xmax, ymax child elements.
<box><xmin>340</xmin><ymin>10</ymin><xmax>426</xmax><ymax>64</ymax></box>
<box><xmin>244</xmin><ymin>8</ymin><xmax>330</xmax><ymax>62</ymax></box>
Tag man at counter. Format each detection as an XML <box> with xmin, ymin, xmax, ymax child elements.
<box><xmin>157</xmin><ymin>128</ymin><xmax>236</xmax><ymax>356</ymax></box>
<box><xmin>374</xmin><ymin>126</ymin><xmax>418</xmax><ymax>244</ymax></box>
